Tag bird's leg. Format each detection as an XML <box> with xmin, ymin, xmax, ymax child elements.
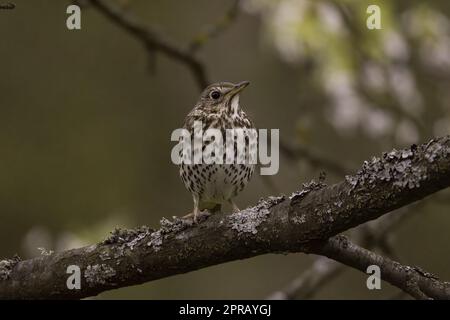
<box><xmin>183</xmin><ymin>195</ymin><xmax>200</xmax><ymax>223</ymax></box>
<box><xmin>192</xmin><ymin>195</ymin><xmax>199</xmax><ymax>223</ymax></box>
<box><xmin>229</xmin><ymin>200</ymin><xmax>240</xmax><ymax>213</ymax></box>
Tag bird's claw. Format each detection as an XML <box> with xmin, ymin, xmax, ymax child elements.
<box><xmin>182</xmin><ymin>210</ymin><xmax>211</xmax><ymax>224</ymax></box>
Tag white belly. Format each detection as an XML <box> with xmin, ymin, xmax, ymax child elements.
<box><xmin>201</xmin><ymin>165</ymin><xmax>236</xmax><ymax>202</ymax></box>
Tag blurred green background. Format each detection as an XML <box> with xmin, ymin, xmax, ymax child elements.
<box><xmin>0</xmin><ymin>0</ymin><xmax>449</xmax><ymax>299</ymax></box>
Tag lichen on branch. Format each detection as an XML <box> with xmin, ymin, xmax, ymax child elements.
<box><xmin>0</xmin><ymin>136</ymin><xmax>449</xmax><ymax>299</ymax></box>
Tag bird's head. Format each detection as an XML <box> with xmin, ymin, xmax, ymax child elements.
<box><xmin>196</xmin><ymin>81</ymin><xmax>250</xmax><ymax>114</ymax></box>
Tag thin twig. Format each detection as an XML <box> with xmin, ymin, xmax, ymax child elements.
<box><xmin>280</xmin><ymin>140</ymin><xmax>351</xmax><ymax>176</ymax></box>
<box><xmin>189</xmin><ymin>0</ymin><xmax>241</xmax><ymax>53</ymax></box>
<box><xmin>87</xmin><ymin>0</ymin><xmax>209</xmax><ymax>89</ymax></box>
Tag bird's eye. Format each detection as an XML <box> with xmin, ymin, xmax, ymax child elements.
<box><xmin>210</xmin><ymin>91</ymin><xmax>221</xmax><ymax>100</ymax></box>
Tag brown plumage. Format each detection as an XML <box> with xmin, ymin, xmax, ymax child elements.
<box><xmin>179</xmin><ymin>81</ymin><xmax>255</xmax><ymax>222</ymax></box>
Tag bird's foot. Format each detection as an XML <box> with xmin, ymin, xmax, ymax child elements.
<box><xmin>229</xmin><ymin>200</ymin><xmax>240</xmax><ymax>213</ymax></box>
<box><xmin>182</xmin><ymin>210</ymin><xmax>211</xmax><ymax>224</ymax></box>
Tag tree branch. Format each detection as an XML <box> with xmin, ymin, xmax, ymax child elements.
<box><xmin>310</xmin><ymin>235</ymin><xmax>450</xmax><ymax>300</ymax></box>
<box><xmin>87</xmin><ymin>0</ymin><xmax>209</xmax><ymax>89</ymax></box>
<box><xmin>0</xmin><ymin>136</ymin><xmax>449</xmax><ymax>299</ymax></box>
<box><xmin>267</xmin><ymin>205</ymin><xmax>415</xmax><ymax>300</ymax></box>
<box><xmin>280</xmin><ymin>140</ymin><xmax>351</xmax><ymax>176</ymax></box>
<box><xmin>188</xmin><ymin>0</ymin><xmax>241</xmax><ymax>53</ymax></box>
<box><xmin>267</xmin><ymin>254</ymin><xmax>343</xmax><ymax>300</ymax></box>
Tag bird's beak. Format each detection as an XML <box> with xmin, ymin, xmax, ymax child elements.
<box><xmin>228</xmin><ymin>81</ymin><xmax>250</xmax><ymax>96</ymax></box>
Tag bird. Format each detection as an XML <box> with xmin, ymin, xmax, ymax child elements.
<box><xmin>179</xmin><ymin>81</ymin><xmax>255</xmax><ymax>223</ymax></box>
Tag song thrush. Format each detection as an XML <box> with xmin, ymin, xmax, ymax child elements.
<box><xmin>179</xmin><ymin>81</ymin><xmax>255</xmax><ymax>222</ymax></box>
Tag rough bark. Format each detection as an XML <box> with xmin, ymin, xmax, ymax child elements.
<box><xmin>0</xmin><ymin>136</ymin><xmax>449</xmax><ymax>299</ymax></box>
<box><xmin>267</xmin><ymin>206</ymin><xmax>415</xmax><ymax>300</ymax></box>
<box><xmin>311</xmin><ymin>235</ymin><xmax>450</xmax><ymax>300</ymax></box>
